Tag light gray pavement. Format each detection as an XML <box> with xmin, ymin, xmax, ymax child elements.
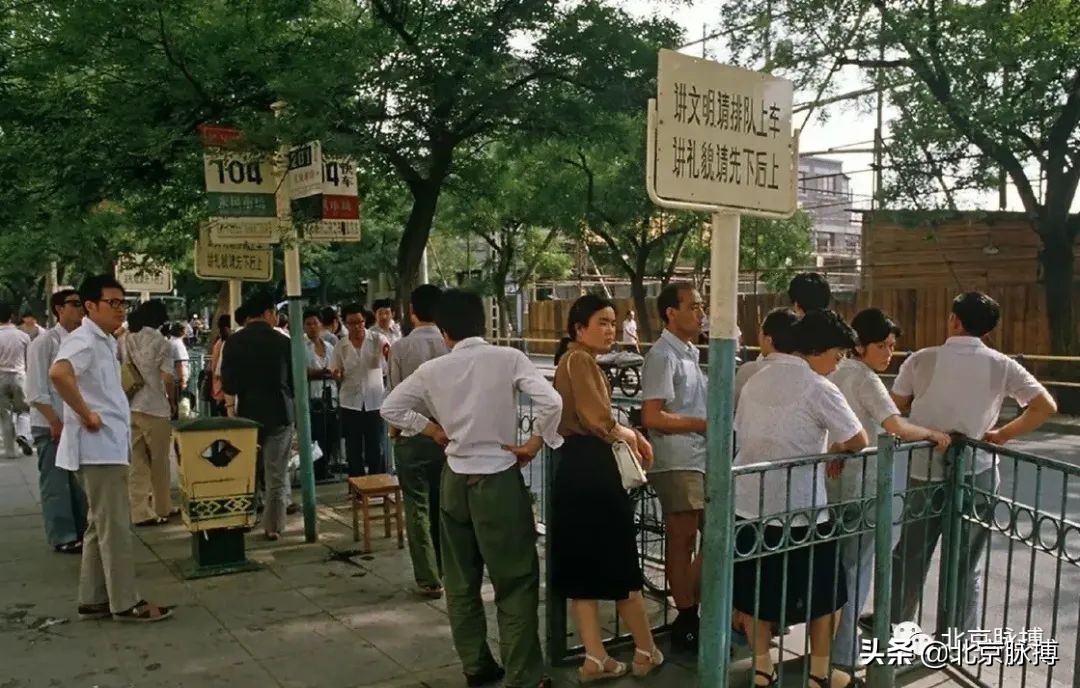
<box><xmin>0</xmin><ymin>446</ymin><xmax>1013</xmax><ymax>688</ymax></box>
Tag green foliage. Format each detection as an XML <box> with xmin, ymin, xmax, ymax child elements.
<box><xmin>718</xmin><ymin>0</ymin><xmax>1080</xmax><ymax>352</ymax></box>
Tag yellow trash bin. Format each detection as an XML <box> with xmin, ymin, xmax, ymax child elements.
<box><xmin>174</xmin><ymin>417</ymin><xmax>262</xmax><ymax>577</ymax></box>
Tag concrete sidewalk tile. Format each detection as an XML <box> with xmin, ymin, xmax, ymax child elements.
<box><xmin>129</xmin><ymin>658</ymin><xmax>283</xmax><ymax>688</ymax></box>
<box><xmin>343</xmin><ymin>600</ymin><xmax>460</xmax><ymax>671</ymax></box>
<box><xmin>228</xmin><ymin>611</ymin><xmax>356</xmax><ymax>659</ymax></box>
<box><xmin>187</xmin><ymin>568</ymin><xmax>291</xmax><ymax>597</ymax></box>
<box><xmin>262</xmin><ymin>637</ymin><xmax>404</xmax><ymax>688</ymax></box>
<box><xmin>207</xmin><ymin>589</ymin><xmax>325</xmax><ymax>629</ymax></box>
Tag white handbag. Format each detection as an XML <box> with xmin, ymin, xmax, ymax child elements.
<box><xmin>612</xmin><ymin>440</ymin><xmax>647</xmax><ymax>490</ymax></box>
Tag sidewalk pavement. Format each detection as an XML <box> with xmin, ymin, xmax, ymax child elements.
<box><xmin>1</xmin><ymin>451</ymin><xmax>972</xmax><ymax>688</ymax></box>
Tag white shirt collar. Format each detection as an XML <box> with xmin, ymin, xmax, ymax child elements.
<box><xmin>83</xmin><ymin>317</ymin><xmax>111</xmax><ymax>341</ymax></box>
<box><xmin>660</xmin><ymin>328</ymin><xmax>695</xmax><ymax>353</ymax></box>
<box><xmin>944</xmin><ymin>336</ymin><xmax>986</xmax><ymax>349</ymax></box>
<box><xmin>452</xmin><ymin>337</ymin><xmax>487</xmax><ymax>351</ymax></box>
<box><xmin>768</xmin><ymin>352</ymin><xmax>806</xmax><ymax>367</ymax></box>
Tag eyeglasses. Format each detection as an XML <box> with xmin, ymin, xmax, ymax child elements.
<box><xmin>63</xmin><ymin>299</ymin><xmax>82</xmax><ymax>308</ymax></box>
<box><xmin>90</xmin><ymin>298</ymin><xmax>128</xmax><ymax>310</ymax></box>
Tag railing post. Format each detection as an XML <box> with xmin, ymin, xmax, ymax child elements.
<box><xmin>869</xmin><ymin>434</ymin><xmax>896</xmax><ymax>688</ymax></box>
<box><xmin>940</xmin><ymin>440</ymin><xmax>966</xmax><ymax>636</ymax></box>
<box><xmin>543</xmin><ymin>444</ymin><xmax>567</xmax><ymax>663</ymax></box>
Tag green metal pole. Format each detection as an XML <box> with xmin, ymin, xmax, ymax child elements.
<box><xmin>273</xmin><ymin>100</ymin><xmax>317</xmax><ymax>543</ymax></box>
<box><xmin>869</xmin><ymin>433</ymin><xmax>896</xmax><ymax>688</ymax></box>
<box><xmin>698</xmin><ymin>211</ymin><xmax>739</xmax><ymax>687</ymax></box>
<box><xmin>287</xmin><ymin>296</ymin><xmax>318</xmax><ymax>542</ymax></box>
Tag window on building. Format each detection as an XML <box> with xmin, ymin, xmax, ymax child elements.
<box><xmin>815</xmin><ymin>232</ymin><xmax>834</xmax><ymax>253</ymax></box>
<box><xmin>845</xmin><ymin>234</ymin><xmax>861</xmax><ymax>254</ymax></box>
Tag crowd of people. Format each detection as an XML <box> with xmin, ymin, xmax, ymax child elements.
<box><xmin>1</xmin><ymin>269</ymin><xmax>1060</xmax><ymax>688</ymax></box>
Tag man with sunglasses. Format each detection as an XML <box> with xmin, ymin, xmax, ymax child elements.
<box><xmin>25</xmin><ymin>289</ymin><xmax>88</xmax><ymax>554</ymax></box>
<box><xmin>49</xmin><ymin>275</ymin><xmax>173</xmax><ymax>622</ymax></box>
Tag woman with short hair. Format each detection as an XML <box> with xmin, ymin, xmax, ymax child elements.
<box><xmin>826</xmin><ymin>308</ymin><xmax>950</xmax><ymax>670</ymax></box>
<box><xmin>551</xmin><ymin>294</ymin><xmax>664</xmax><ymax>683</ymax></box>
<box><xmin>732</xmin><ymin>309</ymin><xmax>868</xmax><ymax>688</ymax></box>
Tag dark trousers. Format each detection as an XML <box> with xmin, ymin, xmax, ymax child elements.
<box><xmin>341</xmin><ymin>408</ymin><xmax>385</xmax><ymax>477</ymax></box>
<box><xmin>310</xmin><ymin>401</ymin><xmax>340</xmax><ymax>480</ymax></box>
<box><xmin>395</xmin><ymin>434</ymin><xmax>445</xmax><ymax>586</ymax></box>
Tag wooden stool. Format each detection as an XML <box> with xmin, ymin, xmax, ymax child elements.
<box><xmin>348</xmin><ymin>474</ymin><xmax>405</xmax><ymax>553</ymax></box>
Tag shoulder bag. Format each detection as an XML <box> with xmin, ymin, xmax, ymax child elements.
<box><xmin>612</xmin><ymin>440</ymin><xmax>647</xmax><ymax>490</ymax></box>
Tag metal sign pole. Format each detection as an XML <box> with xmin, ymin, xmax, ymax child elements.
<box><xmin>272</xmin><ymin>100</ymin><xmax>318</xmax><ymax>543</ymax></box>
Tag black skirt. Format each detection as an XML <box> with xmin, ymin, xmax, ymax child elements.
<box><xmin>732</xmin><ymin>518</ymin><xmax>847</xmax><ymax>624</ymax></box>
<box><xmin>550</xmin><ymin>435</ymin><xmax>643</xmax><ymax>601</ymax></box>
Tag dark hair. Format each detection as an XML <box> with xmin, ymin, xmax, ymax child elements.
<box><xmin>656</xmin><ymin>282</ymin><xmax>694</xmax><ymax>325</ymax></box>
<box><xmin>851</xmin><ymin>308</ymin><xmax>902</xmax><ymax>349</ymax></box>
<box><xmin>233</xmin><ymin>305</ymin><xmax>248</xmax><ymax>327</ymax></box>
<box><xmin>50</xmin><ymin>289</ymin><xmax>80</xmax><ymax>320</ymax></box>
<box><xmin>79</xmin><ymin>274</ymin><xmax>125</xmax><ymax>304</ymax></box>
<box><xmin>168</xmin><ymin>322</ymin><xmax>185</xmax><ymax>338</ymax></box>
<box><xmin>791</xmin><ymin>309</ymin><xmax>857</xmax><ymax>356</ymax></box>
<box><xmin>302</xmin><ymin>308</ymin><xmax>321</xmax><ymax>323</ymax></box>
<box><xmin>129</xmin><ymin>300</ymin><xmax>168</xmax><ymax>333</ymax></box>
<box><xmin>553</xmin><ymin>337</ymin><xmax>572</xmax><ymax>367</ymax></box>
<box><xmin>0</xmin><ymin>304</ymin><xmax>13</xmax><ymax>323</ymax></box>
<box><xmin>319</xmin><ymin>306</ymin><xmax>338</xmax><ymax>328</ymax></box>
<box><xmin>567</xmin><ymin>293</ymin><xmax>615</xmax><ymax>341</ymax></box>
<box><xmin>410</xmin><ymin>285</ymin><xmax>442</xmax><ymax>323</ymax></box>
<box><xmin>216</xmin><ymin>314</ymin><xmax>231</xmax><ymax>341</ymax></box>
<box><xmin>243</xmin><ymin>291</ymin><xmax>276</xmax><ymax>320</ymax></box>
<box><xmin>20</xmin><ymin>311</ymin><xmax>36</xmax><ymax>321</ymax></box>
<box><xmin>435</xmin><ymin>289</ymin><xmax>486</xmax><ymax>342</ymax></box>
<box><xmin>952</xmin><ymin>291</ymin><xmax>1000</xmax><ymax>337</ymax></box>
<box><xmin>277</xmin><ymin>313</ymin><xmax>288</xmax><ymax>329</ymax></box>
<box><xmin>373</xmin><ymin>298</ymin><xmax>395</xmax><ymax>312</ymax></box>
<box><xmin>341</xmin><ymin>303</ymin><xmax>365</xmax><ymax>321</ymax></box>
<box><xmin>788</xmin><ymin>272</ymin><xmax>831</xmax><ymax>312</ymax></box>
<box><xmin>761</xmin><ymin>307</ymin><xmax>799</xmax><ymax>354</ymax></box>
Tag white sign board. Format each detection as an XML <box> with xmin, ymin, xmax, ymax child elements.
<box><xmin>654</xmin><ymin>49</ymin><xmax>796</xmax><ymax>215</ymax></box>
<box><xmin>195</xmin><ymin>226</ymin><xmax>273</xmax><ymax>282</ymax></box>
<box><xmin>203</xmin><ymin>152</ymin><xmax>278</xmax><ymax>195</ymax></box>
<box><xmin>115</xmin><ymin>255</ymin><xmax>173</xmax><ymax>293</ymax></box>
<box><xmin>287</xmin><ymin>141</ymin><xmax>324</xmax><ymax>200</ymax></box>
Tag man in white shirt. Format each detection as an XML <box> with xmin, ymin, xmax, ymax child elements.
<box><xmin>887</xmin><ymin>292</ymin><xmax>1056</xmax><ymax>634</ymax></box>
<box><xmin>387</xmin><ymin>285</ymin><xmax>451</xmax><ymax>598</ymax></box>
<box><xmin>733</xmin><ymin>307</ymin><xmax>798</xmax><ymax>408</ymax></box>
<box><xmin>381</xmin><ymin>289</ymin><xmax>562</xmax><ymax>688</ymax></box>
<box><xmin>0</xmin><ymin>303</ymin><xmax>33</xmax><ymax>458</ymax></box>
<box><xmin>20</xmin><ymin>311</ymin><xmax>46</xmax><ymax>340</ymax></box>
<box><xmin>331</xmin><ymin>303</ymin><xmax>390</xmax><ymax>477</ymax></box>
<box><xmin>640</xmin><ymin>284</ymin><xmax>707</xmax><ymax>652</ymax></box>
<box><xmin>621</xmin><ymin>310</ymin><xmax>639</xmax><ymax>353</ymax></box>
<box><xmin>49</xmin><ymin>275</ymin><xmax>172</xmax><ymax>622</ymax></box>
<box><xmin>26</xmin><ymin>289</ymin><xmax>87</xmax><ymax>553</ymax></box>
<box><xmin>371</xmin><ymin>299</ymin><xmax>403</xmax><ymax>345</ymax></box>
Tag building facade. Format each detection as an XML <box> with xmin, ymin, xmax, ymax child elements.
<box><xmin>798</xmin><ymin>155</ymin><xmax>859</xmax><ymax>259</ymax></box>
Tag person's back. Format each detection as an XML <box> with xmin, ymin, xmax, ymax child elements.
<box><xmin>222</xmin><ymin>314</ymin><xmax>293</xmax><ymax>430</ymax></box>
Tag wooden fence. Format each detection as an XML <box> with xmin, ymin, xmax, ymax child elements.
<box><xmin>526</xmin><ymin>283</ymin><xmax>1080</xmax><ymax>356</ymax></box>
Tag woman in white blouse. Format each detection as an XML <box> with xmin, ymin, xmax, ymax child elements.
<box><xmin>732</xmin><ymin>310</ymin><xmax>868</xmax><ymax>688</ymax></box>
<box><xmin>303</xmin><ymin>309</ymin><xmax>339</xmax><ymax>480</ymax></box>
<box><xmin>826</xmin><ymin>309</ymin><xmax>950</xmax><ymax>670</ymax></box>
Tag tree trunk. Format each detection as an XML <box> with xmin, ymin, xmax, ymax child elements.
<box><xmin>395</xmin><ymin>181</ymin><xmax>444</xmax><ymax>309</ymax></box>
<box><xmin>1038</xmin><ymin>225</ymin><xmax>1076</xmax><ymax>355</ymax></box>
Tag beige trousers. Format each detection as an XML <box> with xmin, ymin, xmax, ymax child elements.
<box><xmin>129</xmin><ymin>412</ymin><xmax>173</xmax><ymax>522</ymax></box>
<box><xmin>78</xmin><ymin>465</ymin><xmax>139</xmax><ymax>613</ymax></box>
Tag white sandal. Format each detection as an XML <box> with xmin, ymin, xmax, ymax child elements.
<box><xmin>578</xmin><ymin>653</ymin><xmax>628</xmax><ymax>684</ymax></box>
<box><xmin>632</xmin><ymin>646</ymin><xmax>665</xmax><ymax>678</ymax></box>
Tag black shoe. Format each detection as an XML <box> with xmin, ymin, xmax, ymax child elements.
<box><xmin>465</xmin><ymin>665</ymin><xmax>505</xmax><ymax>687</ymax></box>
<box><xmin>16</xmin><ymin>436</ymin><xmax>32</xmax><ymax>456</ymax></box>
<box><xmin>858</xmin><ymin>613</ymin><xmax>876</xmax><ymax>634</ymax></box>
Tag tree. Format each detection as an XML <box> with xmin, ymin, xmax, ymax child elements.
<box><xmin>719</xmin><ymin>0</ymin><xmax>1080</xmax><ymax>353</ymax></box>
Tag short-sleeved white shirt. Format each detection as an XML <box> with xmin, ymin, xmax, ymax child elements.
<box><xmin>622</xmin><ymin>319</ymin><xmax>638</xmax><ymax>344</ymax></box>
<box><xmin>733</xmin><ymin>354</ymin><xmax>772</xmax><ymax>409</ymax></box>
<box><xmin>54</xmin><ymin>318</ymin><xmax>131</xmax><ymax>469</ymax></box>
<box><xmin>734</xmin><ymin>353</ymin><xmax>863</xmax><ymax>525</ymax></box>
<box><xmin>168</xmin><ymin>337</ymin><xmax>190</xmax><ymax>381</ymax></box>
<box><xmin>893</xmin><ymin>336</ymin><xmax>1047</xmax><ymax>480</ymax></box>
<box><xmin>827</xmin><ymin>357</ymin><xmax>902</xmax><ymax>501</ymax></box>
<box><xmin>641</xmin><ymin>329</ymin><xmax>707</xmax><ymax>473</ymax></box>
<box><xmin>331</xmin><ymin>333</ymin><xmax>387</xmax><ymax>412</ymax></box>
<box><xmin>124</xmin><ymin>328</ymin><xmax>173</xmax><ymax>418</ymax></box>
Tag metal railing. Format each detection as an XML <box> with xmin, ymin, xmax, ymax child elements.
<box><xmin>519</xmin><ymin>388</ymin><xmax>1078</xmax><ymax>687</ymax></box>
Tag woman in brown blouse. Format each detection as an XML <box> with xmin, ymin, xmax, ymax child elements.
<box><xmin>551</xmin><ymin>294</ymin><xmax>664</xmax><ymax>683</ymax></box>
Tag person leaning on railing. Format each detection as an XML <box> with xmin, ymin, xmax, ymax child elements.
<box><xmin>824</xmin><ymin>308</ymin><xmax>951</xmax><ymax>672</ymax></box>
<box><xmin>550</xmin><ymin>293</ymin><xmax>664</xmax><ymax>684</ymax></box>
<box><xmin>732</xmin><ymin>309</ymin><xmax>868</xmax><ymax>688</ymax></box>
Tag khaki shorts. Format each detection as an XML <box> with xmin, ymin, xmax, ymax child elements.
<box><xmin>649</xmin><ymin>470</ymin><xmax>705</xmax><ymax>514</ymax></box>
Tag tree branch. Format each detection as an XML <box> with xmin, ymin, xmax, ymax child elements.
<box><xmin>836</xmin><ymin>57</ymin><xmax>912</xmax><ymax>68</ymax></box>
<box><xmin>155</xmin><ymin>5</ymin><xmax>210</xmax><ymax>105</ymax></box>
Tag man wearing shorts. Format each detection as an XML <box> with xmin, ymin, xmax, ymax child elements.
<box><xmin>640</xmin><ymin>283</ymin><xmax>707</xmax><ymax>652</ymax></box>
